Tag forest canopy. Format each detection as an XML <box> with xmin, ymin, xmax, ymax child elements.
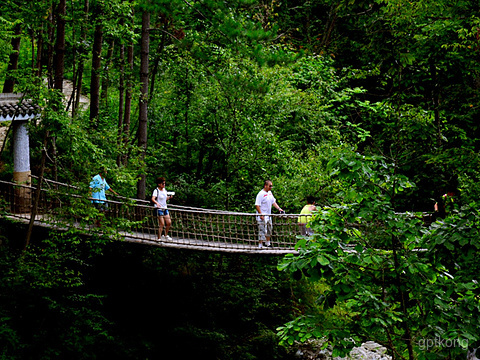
<box><xmin>1</xmin><ymin>0</ymin><xmax>479</xmax><ymax>210</ymax></box>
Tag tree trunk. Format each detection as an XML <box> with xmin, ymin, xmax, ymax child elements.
<box><xmin>35</xmin><ymin>24</ymin><xmax>44</xmax><ymax>78</ymax></box>
<box><xmin>430</xmin><ymin>59</ymin><xmax>441</xmax><ymax>147</ymax></box>
<box><xmin>149</xmin><ymin>27</ymin><xmax>167</xmax><ymax>98</ymax></box>
<box><xmin>321</xmin><ymin>4</ymin><xmax>338</xmax><ymax>50</ymax></box>
<box><xmin>53</xmin><ymin>0</ymin><xmax>66</xmax><ymax>93</ymax></box>
<box><xmin>101</xmin><ymin>37</ymin><xmax>115</xmax><ymax>107</ymax></box>
<box><xmin>90</xmin><ymin>2</ymin><xmax>103</xmax><ymax>125</ymax></box>
<box><xmin>73</xmin><ymin>0</ymin><xmax>89</xmax><ymax>118</ymax></box>
<box><xmin>121</xmin><ymin>41</ymin><xmax>134</xmax><ymax>166</ymax></box>
<box><xmin>46</xmin><ymin>5</ymin><xmax>55</xmax><ymax>88</ymax></box>
<box><xmin>3</xmin><ymin>24</ymin><xmax>22</xmax><ymax>93</ymax></box>
<box><xmin>25</xmin><ymin>131</ymin><xmax>49</xmax><ymax>250</ymax></box>
<box><xmin>49</xmin><ymin>0</ymin><xmax>67</xmax><ymax>183</ymax></box>
<box><xmin>136</xmin><ymin>9</ymin><xmax>150</xmax><ymax>199</ymax></box>
<box><xmin>117</xmin><ymin>41</ymin><xmax>125</xmax><ymax>166</ymax></box>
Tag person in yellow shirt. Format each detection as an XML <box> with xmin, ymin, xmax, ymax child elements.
<box><xmin>298</xmin><ymin>196</ymin><xmax>316</xmax><ymax>236</ymax></box>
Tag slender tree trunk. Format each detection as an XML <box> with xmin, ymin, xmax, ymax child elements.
<box><xmin>430</xmin><ymin>59</ymin><xmax>441</xmax><ymax>147</ymax></box>
<box><xmin>74</xmin><ymin>65</ymin><xmax>84</xmax><ymax>117</ymax></box>
<box><xmin>46</xmin><ymin>5</ymin><xmax>55</xmax><ymax>88</ymax></box>
<box><xmin>117</xmin><ymin>0</ymin><xmax>135</xmax><ymax>166</ymax></box>
<box><xmin>35</xmin><ymin>25</ymin><xmax>44</xmax><ymax>78</ymax></box>
<box><xmin>117</xmin><ymin>41</ymin><xmax>125</xmax><ymax>166</ymax></box>
<box><xmin>3</xmin><ymin>24</ymin><xmax>22</xmax><ymax>93</ymax></box>
<box><xmin>392</xmin><ymin>238</ymin><xmax>414</xmax><ymax>360</ymax></box>
<box><xmin>389</xmin><ymin>177</ymin><xmax>414</xmax><ymax>360</ymax></box>
<box><xmin>25</xmin><ymin>131</ymin><xmax>49</xmax><ymax>250</ymax></box>
<box><xmin>136</xmin><ymin>9</ymin><xmax>150</xmax><ymax>199</ymax></box>
<box><xmin>122</xmin><ymin>41</ymin><xmax>134</xmax><ymax>166</ymax></box>
<box><xmin>90</xmin><ymin>2</ymin><xmax>104</xmax><ymax>125</ymax></box>
<box><xmin>149</xmin><ymin>28</ymin><xmax>167</xmax><ymax>98</ymax></box>
<box><xmin>66</xmin><ymin>0</ymin><xmax>78</xmax><ymax>114</ymax></box>
<box><xmin>73</xmin><ymin>0</ymin><xmax>89</xmax><ymax>118</ymax></box>
<box><xmin>30</xmin><ymin>29</ymin><xmax>35</xmax><ymax>70</ymax></box>
<box><xmin>183</xmin><ymin>67</ymin><xmax>191</xmax><ymax>168</ymax></box>
<box><xmin>53</xmin><ymin>0</ymin><xmax>66</xmax><ymax>93</ymax></box>
<box><xmin>101</xmin><ymin>37</ymin><xmax>115</xmax><ymax>107</ymax></box>
<box><xmin>321</xmin><ymin>4</ymin><xmax>338</xmax><ymax>49</ymax></box>
<box><xmin>49</xmin><ymin>0</ymin><xmax>67</xmax><ymax>183</ymax></box>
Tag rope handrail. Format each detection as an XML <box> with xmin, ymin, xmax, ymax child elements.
<box><xmin>28</xmin><ymin>177</ymin><xmax>257</xmax><ymax>215</ymax></box>
<box><xmin>26</xmin><ymin>178</ymin><xmax>302</xmax><ymax>216</ymax></box>
<box><xmin>0</xmin><ymin>179</ymin><xmax>139</xmax><ymax>208</ymax></box>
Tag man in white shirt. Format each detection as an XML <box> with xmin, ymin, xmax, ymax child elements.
<box><xmin>255</xmin><ymin>180</ymin><xmax>284</xmax><ymax>248</ymax></box>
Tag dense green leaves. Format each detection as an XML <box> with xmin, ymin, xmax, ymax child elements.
<box><xmin>278</xmin><ymin>152</ymin><xmax>480</xmax><ymax>359</ymax></box>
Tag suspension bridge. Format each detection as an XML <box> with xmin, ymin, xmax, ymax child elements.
<box><xmin>0</xmin><ymin>178</ymin><xmax>307</xmax><ymax>254</ymax></box>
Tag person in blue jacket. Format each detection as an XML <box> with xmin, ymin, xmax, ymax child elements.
<box><xmin>89</xmin><ymin>168</ymin><xmax>118</xmax><ymax>225</ymax></box>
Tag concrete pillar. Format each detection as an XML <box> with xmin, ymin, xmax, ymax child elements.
<box><xmin>12</xmin><ymin>121</ymin><xmax>31</xmax><ymax>213</ymax></box>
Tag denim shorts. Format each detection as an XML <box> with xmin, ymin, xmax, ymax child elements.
<box><xmin>156</xmin><ymin>208</ymin><xmax>169</xmax><ymax>216</ymax></box>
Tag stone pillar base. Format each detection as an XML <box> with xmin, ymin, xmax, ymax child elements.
<box><xmin>13</xmin><ymin>170</ymin><xmax>32</xmax><ymax>213</ymax></box>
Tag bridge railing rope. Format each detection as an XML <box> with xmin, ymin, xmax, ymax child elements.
<box><xmin>0</xmin><ymin>179</ymin><xmax>305</xmax><ymax>253</ymax></box>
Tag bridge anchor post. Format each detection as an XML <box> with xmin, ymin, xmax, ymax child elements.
<box><xmin>12</xmin><ymin>121</ymin><xmax>31</xmax><ymax>213</ymax></box>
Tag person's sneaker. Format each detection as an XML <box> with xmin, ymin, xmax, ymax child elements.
<box><xmin>165</xmin><ymin>235</ymin><xmax>172</xmax><ymax>241</ymax></box>
<box><xmin>160</xmin><ymin>235</ymin><xmax>166</xmax><ymax>240</ymax></box>
<box><xmin>265</xmin><ymin>243</ymin><xmax>273</xmax><ymax>248</ymax></box>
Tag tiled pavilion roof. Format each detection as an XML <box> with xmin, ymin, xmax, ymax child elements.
<box><xmin>0</xmin><ymin>93</ymin><xmax>40</xmax><ymax>121</ymax></box>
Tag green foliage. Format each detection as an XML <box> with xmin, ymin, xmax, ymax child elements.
<box><xmin>277</xmin><ymin>151</ymin><xmax>480</xmax><ymax>358</ymax></box>
<box><xmin>146</xmin><ymin>50</ymin><xmax>351</xmax><ymax>210</ymax></box>
<box><xmin>0</xmin><ymin>16</ymin><xmax>15</xmax><ymax>64</ymax></box>
<box><xmin>0</xmin><ymin>222</ymin><xmax>113</xmax><ymax>359</ymax></box>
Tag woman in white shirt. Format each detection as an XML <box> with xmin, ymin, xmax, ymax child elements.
<box><xmin>151</xmin><ymin>177</ymin><xmax>173</xmax><ymax>240</ymax></box>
